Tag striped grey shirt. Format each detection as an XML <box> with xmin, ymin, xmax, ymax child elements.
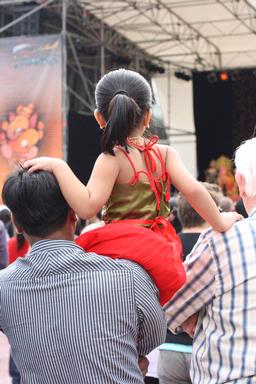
<box><xmin>165</xmin><ymin>208</ymin><xmax>256</xmax><ymax>384</ymax></box>
<box><xmin>0</xmin><ymin>240</ymin><xmax>166</xmax><ymax>383</ymax></box>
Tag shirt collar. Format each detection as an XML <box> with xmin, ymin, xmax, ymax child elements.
<box><xmin>29</xmin><ymin>239</ymin><xmax>81</xmax><ymax>257</ymax></box>
<box><xmin>23</xmin><ymin>239</ymin><xmax>85</xmax><ymax>276</ymax></box>
<box><xmin>249</xmin><ymin>206</ymin><xmax>256</xmax><ymax>218</ymax></box>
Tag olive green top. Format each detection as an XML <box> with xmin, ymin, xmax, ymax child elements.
<box><xmin>103</xmin><ymin>179</ymin><xmax>170</xmax><ymax>223</ymax></box>
<box><xmin>103</xmin><ymin>136</ymin><xmax>170</xmax><ymax>223</ymax></box>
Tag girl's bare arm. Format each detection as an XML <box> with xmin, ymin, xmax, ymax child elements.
<box><xmin>165</xmin><ymin>146</ymin><xmax>241</xmax><ymax>232</ymax></box>
<box><xmin>24</xmin><ymin>154</ymin><xmax>120</xmax><ymax>219</ymax></box>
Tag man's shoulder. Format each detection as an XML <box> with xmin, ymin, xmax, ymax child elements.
<box><xmin>193</xmin><ymin>218</ymin><xmax>255</xmax><ymax>261</ymax></box>
<box><xmin>88</xmin><ymin>256</ymin><xmax>155</xmax><ymax>283</ymax></box>
<box><xmin>116</xmin><ymin>260</ymin><xmax>158</xmax><ymax>295</ymax></box>
<box><xmin>0</xmin><ymin>241</ymin><xmax>155</xmax><ymax>292</ymax></box>
<box><xmin>0</xmin><ymin>262</ymin><xmax>17</xmax><ymax>282</ymax></box>
<box><xmin>116</xmin><ymin>259</ymin><xmax>152</xmax><ymax>277</ymax></box>
<box><xmin>75</xmin><ymin>255</ymin><xmax>157</xmax><ymax>295</ymax></box>
<box><xmin>197</xmin><ymin>218</ymin><xmax>252</xmax><ymax>242</ymax></box>
<box><xmin>187</xmin><ymin>224</ymin><xmax>238</xmax><ymax>258</ymax></box>
<box><xmin>191</xmin><ymin>227</ymin><xmax>214</xmax><ymax>248</ymax></box>
<box><xmin>212</xmin><ymin>217</ymin><xmax>253</xmax><ymax>242</ymax></box>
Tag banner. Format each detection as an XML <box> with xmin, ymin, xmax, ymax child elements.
<box><xmin>0</xmin><ymin>34</ymin><xmax>63</xmax><ymax>195</ymax></box>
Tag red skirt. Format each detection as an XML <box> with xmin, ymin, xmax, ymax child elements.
<box><xmin>76</xmin><ymin>218</ymin><xmax>186</xmax><ymax>306</ymax></box>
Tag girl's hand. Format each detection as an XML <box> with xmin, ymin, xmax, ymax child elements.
<box><xmin>181</xmin><ymin>313</ymin><xmax>198</xmax><ymax>338</ymax></box>
<box><xmin>23</xmin><ymin>157</ymin><xmax>66</xmax><ymax>174</ymax></box>
<box><xmin>218</xmin><ymin>211</ymin><xmax>243</xmax><ymax>232</ymax></box>
<box><xmin>138</xmin><ymin>356</ymin><xmax>149</xmax><ymax>378</ymax></box>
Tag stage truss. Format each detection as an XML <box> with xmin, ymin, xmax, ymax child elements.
<box><xmin>0</xmin><ymin>0</ymin><xmax>166</xmax><ymax>113</ymax></box>
<box><xmin>84</xmin><ymin>0</ymin><xmax>256</xmax><ymax>71</ymax></box>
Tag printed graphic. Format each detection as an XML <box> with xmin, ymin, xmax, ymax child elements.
<box><xmin>0</xmin><ymin>34</ymin><xmax>63</xmax><ymax>195</ymax></box>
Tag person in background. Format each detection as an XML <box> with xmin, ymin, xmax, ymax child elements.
<box><xmin>0</xmin><ymin>205</ymin><xmax>18</xmax><ymax>382</ymax></box>
<box><xmin>0</xmin><ymin>168</ymin><xmax>166</xmax><ymax>384</ymax></box>
<box><xmin>219</xmin><ymin>196</ymin><xmax>234</xmax><ymax>213</ymax></box>
<box><xmin>158</xmin><ymin>182</ymin><xmax>222</xmax><ymax>384</ymax></box>
<box><xmin>0</xmin><ymin>205</ymin><xmax>13</xmax><ymax>238</ymax></box>
<box><xmin>165</xmin><ymin>137</ymin><xmax>256</xmax><ymax>383</ymax></box>
<box><xmin>7</xmin><ymin>232</ymin><xmax>29</xmax><ymax>384</ymax></box>
<box><xmin>204</xmin><ymin>160</ymin><xmax>218</xmax><ymax>184</ymax></box>
<box><xmin>8</xmin><ymin>233</ymin><xmax>30</xmax><ymax>265</ymax></box>
<box><xmin>0</xmin><ymin>219</ymin><xmax>8</xmax><ymax>270</ymax></box>
<box><xmin>81</xmin><ymin>211</ymin><xmax>104</xmax><ymax>234</ymax></box>
<box><xmin>168</xmin><ymin>195</ymin><xmax>182</xmax><ymax>234</ymax></box>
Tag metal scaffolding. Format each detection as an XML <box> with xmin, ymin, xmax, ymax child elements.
<box><xmin>84</xmin><ymin>0</ymin><xmax>256</xmax><ymax>70</ymax></box>
<box><xmin>1</xmin><ymin>0</ymin><xmax>256</xmax><ymax>74</ymax></box>
<box><xmin>0</xmin><ymin>0</ymin><xmax>166</xmax><ymax>117</ymax></box>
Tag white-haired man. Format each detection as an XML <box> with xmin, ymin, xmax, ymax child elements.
<box><xmin>164</xmin><ymin>138</ymin><xmax>256</xmax><ymax>384</ymax></box>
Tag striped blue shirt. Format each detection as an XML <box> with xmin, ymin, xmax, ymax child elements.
<box><xmin>0</xmin><ymin>240</ymin><xmax>166</xmax><ymax>384</ymax></box>
<box><xmin>165</xmin><ymin>208</ymin><xmax>256</xmax><ymax>384</ymax></box>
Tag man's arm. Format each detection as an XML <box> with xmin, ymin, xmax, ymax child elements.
<box><xmin>130</xmin><ymin>262</ymin><xmax>167</xmax><ymax>356</ymax></box>
<box><xmin>164</xmin><ymin>230</ymin><xmax>216</xmax><ymax>333</ymax></box>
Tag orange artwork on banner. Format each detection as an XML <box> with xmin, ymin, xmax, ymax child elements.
<box><xmin>0</xmin><ymin>34</ymin><xmax>63</xmax><ymax>198</ymax></box>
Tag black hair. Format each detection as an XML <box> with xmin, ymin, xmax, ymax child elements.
<box><xmin>177</xmin><ymin>182</ymin><xmax>222</xmax><ymax>229</ymax></box>
<box><xmin>95</xmin><ymin>68</ymin><xmax>153</xmax><ymax>155</ymax></box>
<box><xmin>2</xmin><ymin>169</ymin><xmax>69</xmax><ymax>237</ymax></box>
<box><xmin>0</xmin><ymin>208</ymin><xmax>11</xmax><ymax>224</ymax></box>
<box><xmin>0</xmin><ymin>208</ymin><xmax>14</xmax><ymax>237</ymax></box>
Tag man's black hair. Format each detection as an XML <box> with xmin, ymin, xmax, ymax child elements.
<box><xmin>2</xmin><ymin>169</ymin><xmax>69</xmax><ymax>237</ymax></box>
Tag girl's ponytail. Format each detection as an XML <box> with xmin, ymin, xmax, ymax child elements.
<box><xmin>101</xmin><ymin>93</ymin><xmax>141</xmax><ymax>155</ymax></box>
<box><xmin>95</xmin><ymin>69</ymin><xmax>152</xmax><ymax>155</ymax></box>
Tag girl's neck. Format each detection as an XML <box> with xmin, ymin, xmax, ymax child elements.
<box><xmin>127</xmin><ymin>127</ymin><xmax>147</xmax><ymax>147</ymax></box>
<box><xmin>127</xmin><ymin>135</ymin><xmax>145</xmax><ymax>147</ymax></box>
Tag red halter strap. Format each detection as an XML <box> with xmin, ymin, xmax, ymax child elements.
<box><xmin>116</xmin><ymin>136</ymin><xmax>170</xmax><ymax>210</ymax></box>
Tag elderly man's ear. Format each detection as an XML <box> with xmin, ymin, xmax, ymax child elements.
<box><xmin>235</xmin><ymin>172</ymin><xmax>246</xmax><ymax>197</ymax></box>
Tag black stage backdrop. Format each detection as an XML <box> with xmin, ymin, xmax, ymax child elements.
<box><xmin>193</xmin><ymin>69</ymin><xmax>256</xmax><ymax>180</ymax></box>
<box><xmin>68</xmin><ymin>112</ymin><xmax>102</xmax><ymax>184</ymax></box>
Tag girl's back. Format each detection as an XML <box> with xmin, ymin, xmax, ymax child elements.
<box><xmin>104</xmin><ymin>138</ymin><xmax>170</xmax><ymax>222</ymax></box>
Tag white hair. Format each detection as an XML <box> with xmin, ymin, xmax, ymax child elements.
<box><xmin>234</xmin><ymin>137</ymin><xmax>256</xmax><ymax>197</ymax></box>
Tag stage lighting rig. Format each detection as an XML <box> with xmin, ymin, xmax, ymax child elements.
<box><xmin>174</xmin><ymin>71</ymin><xmax>192</xmax><ymax>81</ymax></box>
<box><xmin>145</xmin><ymin>61</ymin><xmax>165</xmax><ymax>74</ymax></box>
<box><xmin>207</xmin><ymin>70</ymin><xmax>241</xmax><ymax>83</ymax></box>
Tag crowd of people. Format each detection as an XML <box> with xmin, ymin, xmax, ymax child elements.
<box><xmin>0</xmin><ymin>68</ymin><xmax>255</xmax><ymax>384</ymax></box>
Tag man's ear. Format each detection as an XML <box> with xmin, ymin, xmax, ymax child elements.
<box><xmin>94</xmin><ymin>109</ymin><xmax>106</xmax><ymax>129</ymax></box>
<box><xmin>235</xmin><ymin>172</ymin><xmax>246</xmax><ymax>197</ymax></box>
<box><xmin>70</xmin><ymin>209</ymin><xmax>77</xmax><ymax>223</ymax></box>
<box><xmin>11</xmin><ymin>213</ymin><xmax>23</xmax><ymax>234</ymax></box>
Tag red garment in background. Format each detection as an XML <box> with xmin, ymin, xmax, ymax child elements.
<box><xmin>8</xmin><ymin>236</ymin><xmax>30</xmax><ymax>264</ymax></box>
